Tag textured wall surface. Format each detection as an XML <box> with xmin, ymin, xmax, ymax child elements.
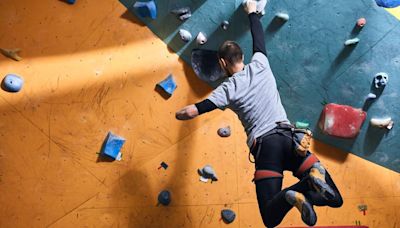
<box><xmin>0</xmin><ymin>0</ymin><xmax>399</xmax><ymax>227</ymax></box>
<box><xmin>121</xmin><ymin>0</ymin><xmax>400</xmax><ymax>172</ymax></box>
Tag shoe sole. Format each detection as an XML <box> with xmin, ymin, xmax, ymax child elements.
<box><xmin>311</xmin><ymin>176</ymin><xmax>336</xmax><ymax>200</ymax></box>
<box><xmin>301</xmin><ymin>200</ymin><xmax>317</xmax><ymax>226</ymax></box>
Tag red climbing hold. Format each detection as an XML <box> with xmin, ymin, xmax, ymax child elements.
<box><xmin>318</xmin><ymin>103</ymin><xmax>366</xmax><ymax>138</ymax></box>
<box><xmin>357</xmin><ymin>18</ymin><xmax>366</xmax><ymax>27</ymax></box>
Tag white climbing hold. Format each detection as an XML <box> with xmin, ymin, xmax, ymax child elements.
<box><xmin>370</xmin><ymin>117</ymin><xmax>394</xmax><ymax>130</ymax></box>
<box><xmin>256</xmin><ymin>0</ymin><xmax>267</xmax><ymax>15</ymax></box>
<box><xmin>374</xmin><ymin>72</ymin><xmax>389</xmax><ymax>88</ymax></box>
<box><xmin>276</xmin><ymin>12</ymin><xmax>289</xmax><ymax>21</ymax></box>
<box><xmin>367</xmin><ymin>93</ymin><xmax>377</xmax><ymax>99</ymax></box>
<box><xmin>344</xmin><ymin>38</ymin><xmax>360</xmax><ymax>46</ymax></box>
<box><xmin>196</xmin><ymin>32</ymin><xmax>207</xmax><ymax>45</ymax></box>
<box><xmin>179</xmin><ymin>29</ymin><xmax>192</xmax><ymax>42</ymax></box>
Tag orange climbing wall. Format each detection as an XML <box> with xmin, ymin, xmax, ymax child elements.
<box><xmin>0</xmin><ymin>0</ymin><xmax>399</xmax><ymax>227</ymax></box>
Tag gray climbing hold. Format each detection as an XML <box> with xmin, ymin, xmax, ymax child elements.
<box><xmin>179</xmin><ymin>29</ymin><xmax>192</xmax><ymax>42</ymax></box>
<box><xmin>275</xmin><ymin>12</ymin><xmax>289</xmax><ymax>21</ymax></box>
<box><xmin>217</xmin><ymin>126</ymin><xmax>231</xmax><ymax>137</ymax></box>
<box><xmin>158</xmin><ymin>190</ymin><xmax>171</xmax><ymax>206</ymax></box>
<box><xmin>344</xmin><ymin>38</ymin><xmax>360</xmax><ymax>46</ymax></box>
<box><xmin>374</xmin><ymin>72</ymin><xmax>389</xmax><ymax>88</ymax></box>
<box><xmin>0</xmin><ymin>48</ymin><xmax>22</xmax><ymax>61</ymax></box>
<box><xmin>2</xmin><ymin>74</ymin><xmax>24</xmax><ymax>93</ymax></box>
<box><xmin>170</xmin><ymin>6</ymin><xmax>190</xmax><ymax>15</ymax></box>
<box><xmin>221</xmin><ymin>209</ymin><xmax>236</xmax><ymax>224</ymax></box>
<box><xmin>221</xmin><ymin>20</ymin><xmax>230</xmax><ymax>30</ymax></box>
<box><xmin>198</xmin><ymin>165</ymin><xmax>218</xmax><ymax>181</ymax></box>
<box><xmin>170</xmin><ymin>7</ymin><xmax>191</xmax><ymax>21</ymax></box>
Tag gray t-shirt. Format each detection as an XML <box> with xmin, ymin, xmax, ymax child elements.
<box><xmin>208</xmin><ymin>52</ymin><xmax>289</xmax><ymax>148</ymax></box>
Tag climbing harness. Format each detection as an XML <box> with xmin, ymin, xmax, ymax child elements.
<box><xmin>249</xmin><ymin>122</ymin><xmax>313</xmax><ymax>163</ymax></box>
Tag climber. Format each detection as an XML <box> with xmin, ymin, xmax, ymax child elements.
<box><xmin>175</xmin><ymin>1</ymin><xmax>343</xmax><ymax>227</ymax></box>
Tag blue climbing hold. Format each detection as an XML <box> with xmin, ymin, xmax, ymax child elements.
<box><xmin>133</xmin><ymin>0</ymin><xmax>157</xmax><ymax>19</ymax></box>
<box><xmin>221</xmin><ymin>209</ymin><xmax>236</xmax><ymax>224</ymax></box>
<box><xmin>158</xmin><ymin>190</ymin><xmax>171</xmax><ymax>206</ymax></box>
<box><xmin>66</xmin><ymin>0</ymin><xmax>76</xmax><ymax>4</ymax></box>
<box><xmin>1</xmin><ymin>74</ymin><xmax>24</xmax><ymax>93</ymax></box>
<box><xmin>375</xmin><ymin>0</ymin><xmax>400</xmax><ymax>8</ymax></box>
<box><xmin>100</xmin><ymin>132</ymin><xmax>125</xmax><ymax>160</ymax></box>
<box><xmin>157</xmin><ymin>74</ymin><xmax>177</xmax><ymax>96</ymax></box>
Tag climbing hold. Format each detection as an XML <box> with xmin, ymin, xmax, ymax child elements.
<box><xmin>295</xmin><ymin>121</ymin><xmax>309</xmax><ymax>129</ymax></box>
<box><xmin>319</xmin><ymin>103</ymin><xmax>367</xmax><ymax>138</ymax></box>
<box><xmin>375</xmin><ymin>0</ymin><xmax>400</xmax><ymax>8</ymax></box>
<box><xmin>221</xmin><ymin>209</ymin><xmax>236</xmax><ymax>224</ymax></box>
<box><xmin>196</xmin><ymin>32</ymin><xmax>207</xmax><ymax>45</ymax></box>
<box><xmin>133</xmin><ymin>0</ymin><xmax>157</xmax><ymax>19</ymax></box>
<box><xmin>158</xmin><ymin>190</ymin><xmax>171</xmax><ymax>206</ymax></box>
<box><xmin>100</xmin><ymin>132</ymin><xmax>125</xmax><ymax>160</ymax></box>
<box><xmin>358</xmin><ymin>204</ymin><xmax>368</xmax><ymax>215</ymax></box>
<box><xmin>344</xmin><ymin>38</ymin><xmax>360</xmax><ymax>46</ymax></box>
<box><xmin>374</xmin><ymin>72</ymin><xmax>389</xmax><ymax>88</ymax></box>
<box><xmin>367</xmin><ymin>93</ymin><xmax>377</xmax><ymax>99</ymax></box>
<box><xmin>357</xmin><ymin>18</ymin><xmax>367</xmax><ymax>27</ymax></box>
<box><xmin>170</xmin><ymin>7</ymin><xmax>191</xmax><ymax>21</ymax></box>
<box><xmin>66</xmin><ymin>0</ymin><xmax>76</xmax><ymax>4</ymax></box>
<box><xmin>179</xmin><ymin>29</ymin><xmax>192</xmax><ymax>42</ymax></box>
<box><xmin>159</xmin><ymin>161</ymin><xmax>169</xmax><ymax>170</ymax></box>
<box><xmin>170</xmin><ymin>6</ymin><xmax>190</xmax><ymax>15</ymax></box>
<box><xmin>1</xmin><ymin>74</ymin><xmax>24</xmax><ymax>93</ymax></box>
<box><xmin>198</xmin><ymin>165</ymin><xmax>218</xmax><ymax>181</ymax></box>
<box><xmin>157</xmin><ymin>74</ymin><xmax>177</xmax><ymax>96</ymax></box>
<box><xmin>191</xmin><ymin>49</ymin><xmax>226</xmax><ymax>85</ymax></box>
<box><xmin>0</xmin><ymin>48</ymin><xmax>22</xmax><ymax>61</ymax></box>
<box><xmin>243</xmin><ymin>0</ymin><xmax>268</xmax><ymax>15</ymax></box>
<box><xmin>370</xmin><ymin>117</ymin><xmax>394</xmax><ymax>130</ymax></box>
<box><xmin>221</xmin><ymin>20</ymin><xmax>230</xmax><ymax>30</ymax></box>
<box><xmin>275</xmin><ymin>12</ymin><xmax>289</xmax><ymax>21</ymax></box>
<box><xmin>179</xmin><ymin>13</ymin><xmax>191</xmax><ymax>21</ymax></box>
<box><xmin>217</xmin><ymin>126</ymin><xmax>231</xmax><ymax>137</ymax></box>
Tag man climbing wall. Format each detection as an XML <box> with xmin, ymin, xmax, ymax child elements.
<box><xmin>175</xmin><ymin>1</ymin><xmax>343</xmax><ymax>227</ymax></box>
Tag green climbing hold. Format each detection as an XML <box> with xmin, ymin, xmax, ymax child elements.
<box><xmin>295</xmin><ymin>121</ymin><xmax>310</xmax><ymax>129</ymax></box>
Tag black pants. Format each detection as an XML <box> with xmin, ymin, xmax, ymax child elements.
<box><xmin>251</xmin><ymin>130</ymin><xmax>343</xmax><ymax>228</ymax></box>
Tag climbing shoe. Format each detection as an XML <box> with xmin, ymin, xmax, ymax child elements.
<box><xmin>285</xmin><ymin>190</ymin><xmax>317</xmax><ymax>226</ymax></box>
<box><xmin>309</xmin><ymin>162</ymin><xmax>335</xmax><ymax>200</ymax></box>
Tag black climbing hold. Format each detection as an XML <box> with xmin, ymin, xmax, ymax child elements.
<box><xmin>158</xmin><ymin>190</ymin><xmax>171</xmax><ymax>206</ymax></box>
<box><xmin>191</xmin><ymin>49</ymin><xmax>226</xmax><ymax>87</ymax></box>
<box><xmin>221</xmin><ymin>20</ymin><xmax>230</xmax><ymax>30</ymax></box>
<box><xmin>221</xmin><ymin>209</ymin><xmax>236</xmax><ymax>224</ymax></box>
<box><xmin>160</xmin><ymin>162</ymin><xmax>168</xmax><ymax>169</ymax></box>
